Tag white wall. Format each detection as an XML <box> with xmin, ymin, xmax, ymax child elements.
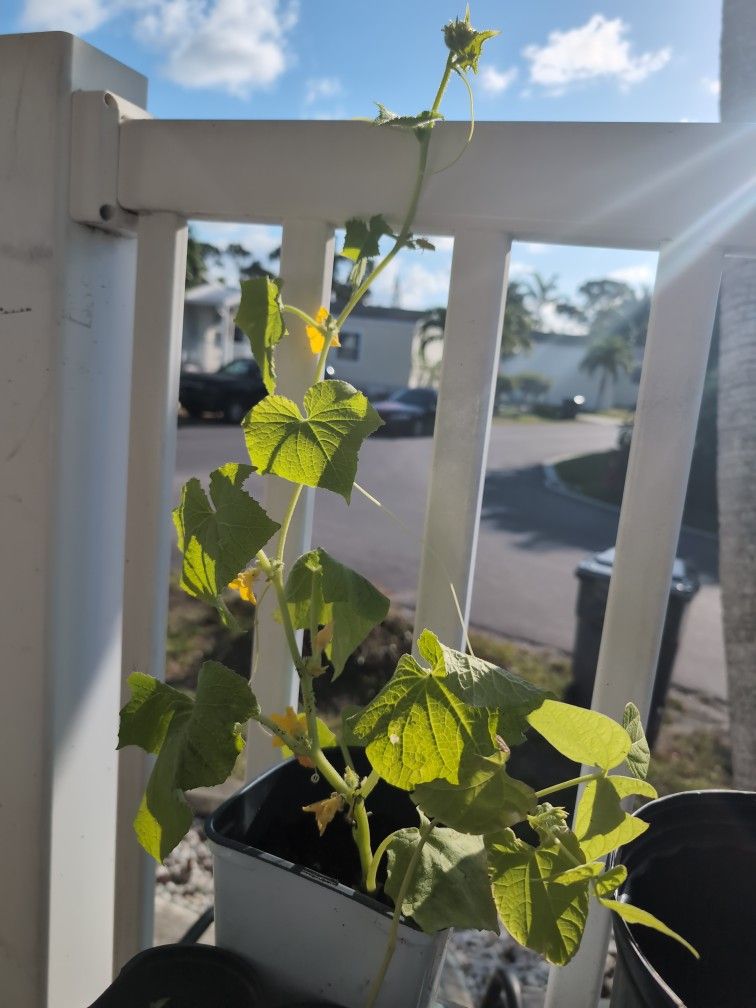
<box><xmin>501</xmin><ymin>337</ymin><xmax>639</xmax><ymax>411</ymax></box>
<box><xmin>326</xmin><ymin>314</ymin><xmax>415</xmax><ymax>389</ymax></box>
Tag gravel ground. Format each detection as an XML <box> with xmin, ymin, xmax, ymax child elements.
<box><xmin>154</xmin><ymin>820</ymin><xmax>615</xmax><ymax>1008</ymax></box>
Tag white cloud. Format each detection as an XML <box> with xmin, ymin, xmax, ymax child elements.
<box><xmin>23</xmin><ymin>0</ymin><xmax>297</xmax><ymax>98</ymax></box>
<box><xmin>136</xmin><ymin>0</ymin><xmax>298</xmax><ymax>97</ymax></box>
<box><xmin>701</xmin><ymin>76</ymin><xmax>721</xmax><ymax>96</ymax></box>
<box><xmin>479</xmin><ymin>65</ymin><xmax>518</xmax><ymax>95</ymax></box>
<box><xmin>608</xmin><ymin>264</ymin><xmax>655</xmax><ymax>289</ymax></box>
<box><xmin>305</xmin><ymin>76</ymin><xmax>341</xmax><ymax>105</ymax></box>
<box><xmin>540</xmin><ymin>301</ymin><xmax>587</xmax><ymax>336</ymax></box>
<box><xmin>368</xmin><ymin>254</ymin><xmax>451</xmax><ymax>311</ymax></box>
<box><xmin>523</xmin><ymin>15</ymin><xmax>671</xmax><ymax>94</ymax></box>
<box><xmin>23</xmin><ymin>0</ymin><xmax>111</xmax><ymax>32</ymax></box>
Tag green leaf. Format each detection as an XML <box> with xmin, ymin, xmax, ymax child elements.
<box><xmin>487</xmin><ymin>828</ymin><xmax>591</xmax><ymax>966</ymax></box>
<box><xmin>574</xmin><ymin>775</ymin><xmax>657</xmax><ymax>861</ymax></box>
<box><xmin>623</xmin><ymin>702</ymin><xmax>651</xmax><ymax>780</ymax></box>
<box><xmin>342</xmin><ymin>215</ymin><xmax>394</xmax><ymax>262</ymax></box>
<box><xmin>373</xmin><ymin>104</ymin><xmax>445</xmax><ymax>131</ymax></box>
<box><xmin>385</xmin><ymin>827</ymin><xmax>498</xmax><ymax>933</ymax></box>
<box><xmin>234</xmin><ymin>276</ymin><xmax>288</xmax><ymax>395</ymax></box>
<box><xmin>338</xmin><ymin>705</ymin><xmax>365</xmax><ymax>749</ymax></box>
<box><xmin>600</xmin><ymin>898</ymin><xmax>699</xmax><ymax>959</ymax></box>
<box><xmin>413</xmin><ymin>748</ymin><xmax>536</xmax><ymax>835</ymax></box>
<box><xmin>284</xmin><ymin>548</ymin><xmax>390</xmax><ymax>677</ymax></box>
<box><xmin>526</xmin><ymin>699</ymin><xmax>631</xmax><ymax>771</ymax></box>
<box><xmin>173</xmin><ymin>463</ymin><xmax>280</xmax><ymax>618</ymax></box>
<box><xmin>416</xmin><ymin>630</ymin><xmax>550</xmax><ymax>745</ymax></box>
<box><xmin>594</xmin><ymin>864</ymin><xmax>627</xmax><ymax>898</ymax></box>
<box><xmin>243</xmin><ymin>381</ymin><xmax>382</xmax><ymax>502</ymax></box>
<box><xmin>550</xmin><ymin>862</ymin><xmax>604</xmax><ymax>886</ymax></box>
<box><xmin>351</xmin><ymin>649</ymin><xmax>496</xmax><ymax>790</ymax></box>
<box><xmin>118</xmin><ymin>663</ymin><xmax>257</xmax><ymax>861</ymax></box>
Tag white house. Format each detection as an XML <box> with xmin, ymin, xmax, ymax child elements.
<box><xmin>181</xmin><ymin>284</ymin><xmax>245</xmax><ymax>372</ymax></box>
<box><xmin>182</xmin><ymin>282</ymin><xmax>424</xmax><ymax>389</ymax></box>
<box><xmin>500</xmin><ymin>331</ymin><xmax>641</xmax><ymax>412</ymax></box>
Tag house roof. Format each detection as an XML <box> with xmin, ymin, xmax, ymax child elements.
<box><xmin>185</xmin><ymin>283</ymin><xmax>428</xmax><ymax>323</ymax></box>
<box><xmin>184</xmin><ymin>283</ymin><xmax>240</xmax><ymax>308</ymax></box>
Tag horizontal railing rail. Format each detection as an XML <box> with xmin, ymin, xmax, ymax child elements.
<box><xmin>118</xmin><ymin>119</ymin><xmax>756</xmax><ymax>249</ymax></box>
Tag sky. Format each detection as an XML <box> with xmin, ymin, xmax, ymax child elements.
<box><xmin>3</xmin><ymin>0</ymin><xmax>724</xmax><ymax>322</ymax></box>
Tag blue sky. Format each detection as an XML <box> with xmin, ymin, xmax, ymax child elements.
<box><xmin>4</xmin><ymin>1</ymin><xmax>724</xmax><ymax>320</ymax></box>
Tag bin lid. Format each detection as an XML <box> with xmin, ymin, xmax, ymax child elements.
<box><xmin>576</xmin><ymin>547</ymin><xmax>699</xmax><ymax>597</ymax></box>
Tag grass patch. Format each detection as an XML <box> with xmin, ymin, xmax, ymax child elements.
<box><xmin>555</xmin><ymin>450</ymin><xmax>623</xmax><ymax>507</ymax></box>
<box><xmin>649</xmin><ymin>727</ymin><xmax>732</xmax><ymax>795</ymax></box>
<box><xmin>167</xmin><ymin>587</ymin><xmax>730</xmax><ymax>797</ymax></box>
<box><xmin>556</xmin><ymin>450</ymin><xmax>718</xmax><ymax>534</ymax></box>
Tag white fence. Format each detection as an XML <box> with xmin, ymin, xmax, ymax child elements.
<box><xmin>2</xmin><ymin>31</ymin><xmax>753</xmax><ymax>1008</ymax></box>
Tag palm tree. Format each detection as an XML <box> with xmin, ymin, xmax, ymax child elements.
<box><xmin>523</xmin><ymin>271</ymin><xmax>560</xmax><ymax>328</ymax></box>
<box><xmin>580</xmin><ymin>333</ymin><xmax>633</xmax><ymax>411</ymax></box>
<box><xmin>414</xmin><ymin>283</ymin><xmax>537</xmax><ymax>385</ymax></box>
<box><xmin>718</xmin><ymin>0</ymin><xmax>756</xmax><ymax>787</ymax></box>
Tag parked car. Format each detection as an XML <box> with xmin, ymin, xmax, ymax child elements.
<box><xmin>372</xmin><ymin>386</ymin><xmax>437</xmax><ymax>436</ymax></box>
<box><xmin>179</xmin><ymin>358</ymin><xmax>266</xmax><ymax>423</ymax></box>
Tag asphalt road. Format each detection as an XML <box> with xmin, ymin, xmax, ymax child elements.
<box><xmin>174</xmin><ymin>418</ymin><xmax>725</xmax><ymax>699</ymax></box>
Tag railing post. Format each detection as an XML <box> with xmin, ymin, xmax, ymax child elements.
<box><xmin>0</xmin><ymin>33</ymin><xmax>146</xmax><ymax>1008</ymax></box>
<box><xmin>414</xmin><ymin>230</ymin><xmax>511</xmax><ymax>645</ymax></box>
<box><xmin>115</xmin><ymin>213</ymin><xmax>188</xmax><ymax>969</ymax></box>
<box><xmin>245</xmin><ymin>220</ymin><xmax>334</xmax><ymax>777</ymax></box>
<box><xmin>544</xmin><ymin>240</ymin><xmax>723</xmax><ymax>1008</ymax></box>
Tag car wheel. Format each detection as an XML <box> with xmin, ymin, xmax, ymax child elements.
<box><xmin>224</xmin><ymin>399</ymin><xmax>247</xmax><ymax>424</ymax></box>
<box><xmin>411</xmin><ymin>417</ymin><xmax>425</xmax><ymax>437</ymax></box>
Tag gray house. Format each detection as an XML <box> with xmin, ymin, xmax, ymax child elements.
<box><xmin>181</xmin><ymin>282</ymin><xmax>424</xmax><ymax>389</ymax></box>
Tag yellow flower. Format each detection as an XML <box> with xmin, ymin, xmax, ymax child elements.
<box><xmin>228</xmin><ymin>567</ymin><xmax>260</xmax><ymax>604</ymax></box>
<box><xmin>306</xmin><ymin>307</ymin><xmax>340</xmax><ymax>355</ymax></box>
<box><xmin>303</xmin><ymin>794</ymin><xmax>344</xmax><ymax>836</ymax></box>
<box><xmin>269</xmin><ymin>706</ymin><xmax>314</xmax><ymax>767</ymax></box>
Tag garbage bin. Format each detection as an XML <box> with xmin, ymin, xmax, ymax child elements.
<box><xmin>566</xmin><ymin>547</ymin><xmax>699</xmax><ymax>747</ymax></box>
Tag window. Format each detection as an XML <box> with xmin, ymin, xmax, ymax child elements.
<box><xmin>337</xmin><ymin>331</ymin><xmax>360</xmax><ymax>362</ymax></box>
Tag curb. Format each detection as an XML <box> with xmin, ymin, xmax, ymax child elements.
<box><xmin>542</xmin><ymin>455</ymin><xmax>719</xmax><ymax>545</ymax></box>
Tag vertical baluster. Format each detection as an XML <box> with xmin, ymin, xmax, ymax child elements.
<box><xmin>414</xmin><ymin>229</ymin><xmax>511</xmax><ymax>647</ymax></box>
<box><xmin>544</xmin><ymin>240</ymin><xmax>723</xmax><ymax>1008</ymax></box>
<box><xmin>115</xmin><ymin>212</ymin><xmax>188</xmax><ymax>968</ymax></box>
<box><xmin>245</xmin><ymin>220</ymin><xmax>334</xmax><ymax>777</ymax></box>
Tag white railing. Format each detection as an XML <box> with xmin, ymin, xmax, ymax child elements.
<box><xmin>2</xmin><ymin>31</ymin><xmax>753</xmax><ymax>1008</ymax></box>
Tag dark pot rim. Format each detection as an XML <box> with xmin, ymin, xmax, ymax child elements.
<box><xmin>206</xmin><ymin>754</ymin><xmax>417</xmax><ymax>924</ymax></box>
<box><xmin>609</xmin><ymin>788</ymin><xmax>756</xmax><ymax>1007</ymax></box>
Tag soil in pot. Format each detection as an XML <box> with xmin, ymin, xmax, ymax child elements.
<box><xmin>234</xmin><ymin>749</ymin><xmax>415</xmax><ymax>905</ymax></box>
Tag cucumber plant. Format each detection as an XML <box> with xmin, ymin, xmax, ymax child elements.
<box><xmin>118</xmin><ymin>10</ymin><xmax>696</xmax><ymax>1004</ymax></box>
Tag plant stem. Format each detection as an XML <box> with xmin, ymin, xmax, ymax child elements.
<box><xmin>365</xmin><ymin>829</ymin><xmax>401</xmax><ymax>894</ymax></box>
<box><xmin>312</xmin><ymin>747</ymin><xmax>348</xmax><ymax>794</ymax></box>
<box><xmin>353</xmin><ymin>799</ymin><xmax>374</xmax><ymax>887</ymax></box>
<box><xmin>535</xmin><ymin>771</ymin><xmax>604</xmax><ymax>800</ymax></box>
<box><xmin>336</xmin><ymin>55</ymin><xmax>455</xmax><ymax>335</ymax></box>
<box><xmin>276</xmin><ymin>484</ymin><xmax>304</xmax><ymax>566</ymax></box>
<box><xmin>281</xmin><ymin>303</ymin><xmax>320</xmax><ymax>329</ymax></box>
<box><xmin>360</xmin><ymin>769</ymin><xmax>381</xmax><ymax>800</ymax></box>
<box><xmin>364</xmin><ymin>818</ymin><xmax>436</xmax><ymax>1008</ymax></box>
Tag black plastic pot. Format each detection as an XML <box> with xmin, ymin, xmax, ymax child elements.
<box><xmin>88</xmin><ymin>943</ymin><xmax>263</xmax><ymax>1007</ymax></box>
<box><xmin>609</xmin><ymin>790</ymin><xmax>756</xmax><ymax>1008</ymax></box>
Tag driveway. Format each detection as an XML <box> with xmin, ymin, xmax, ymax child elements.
<box><xmin>174</xmin><ymin>417</ymin><xmax>725</xmax><ymax>699</ymax></box>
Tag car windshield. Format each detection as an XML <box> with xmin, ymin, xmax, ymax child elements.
<box><xmin>218</xmin><ymin>360</ymin><xmax>253</xmax><ymax>376</ymax></box>
<box><xmin>389</xmin><ymin>388</ymin><xmax>436</xmax><ymax>406</ymax></box>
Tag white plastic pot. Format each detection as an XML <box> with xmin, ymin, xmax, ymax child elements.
<box><xmin>206</xmin><ymin>755</ymin><xmax>449</xmax><ymax>1008</ymax></box>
